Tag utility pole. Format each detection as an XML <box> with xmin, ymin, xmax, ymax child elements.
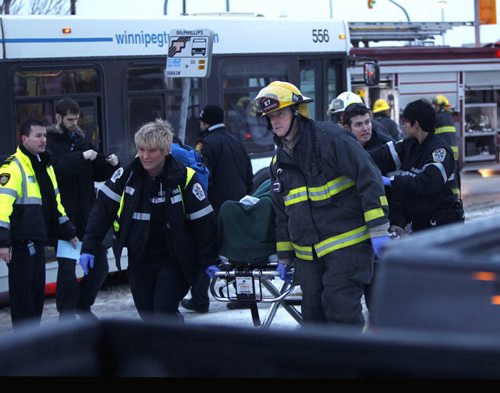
<box><xmin>439</xmin><ymin>0</ymin><xmax>447</xmax><ymax>45</ymax></box>
<box><xmin>474</xmin><ymin>0</ymin><xmax>481</xmax><ymax>47</ymax></box>
<box><xmin>163</xmin><ymin>0</ymin><xmax>168</xmax><ymax>15</ymax></box>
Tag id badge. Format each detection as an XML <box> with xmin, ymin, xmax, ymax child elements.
<box><xmin>27</xmin><ymin>241</ymin><xmax>36</xmax><ymax>256</ymax></box>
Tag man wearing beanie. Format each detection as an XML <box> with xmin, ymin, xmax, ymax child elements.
<box><xmin>181</xmin><ymin>104</ymin><xmax>253</xmax><ymax>313</ymax></box>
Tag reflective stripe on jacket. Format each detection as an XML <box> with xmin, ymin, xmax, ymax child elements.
<box><xmin>81</xmin><ymin>155</ymin><xmax>218</xmax><ymax>283</ymax></box>
<box><xmin>370</xmin><ymin>134</ymin><xmax>457</xmax><ymax>231</ymax></box>
<box><xmin>271</xmin><ymin>120</ymin><xmax>389</xmax><ymax>261</ymax></box>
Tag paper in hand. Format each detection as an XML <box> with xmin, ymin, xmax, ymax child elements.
<box><xmin>56</xmin><ymin>240</ymin><xmax>82</xmax><ymax>260</ymax></box>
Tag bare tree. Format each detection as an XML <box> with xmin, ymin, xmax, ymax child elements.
<box><xmin>1</xmin><ymin>0</ymin><xmax>23</xmax><ymax>14</ymax></box>
<box><xmin>1</xmin><ymin>0</ymin><xmax>70</xmax><ymax>15</ymax></box>
<box><xmin>28</xmin><ymin>0</ymin><xmax>70</xmax><ymax>15</ymax></box>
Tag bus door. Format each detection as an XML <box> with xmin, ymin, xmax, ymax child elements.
<box><xmin>299</xmin><ymin>58</ymin><xmax>345</xmax><ymax>121</ymax></box>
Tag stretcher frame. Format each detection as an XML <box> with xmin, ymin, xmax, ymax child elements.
<box><xmin>209</xmin><ymin>256</ymin><xmax>302</xmax><ymax>328</ymax></box>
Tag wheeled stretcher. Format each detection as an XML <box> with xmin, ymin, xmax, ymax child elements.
<box><xmin>209</xmin><ymin>180</ymin><xmax>302</xmax><ymax>328</ymax></box>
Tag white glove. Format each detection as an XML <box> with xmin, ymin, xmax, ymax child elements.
<box><xmin>82</xmin><ymin>149</ymin><xmax>98</xmax><ymax>161</ymax></box>
<box><xmin>105</xmin><ymin>154</ymin><xmax>119</xmax><ymax>166</ymax></box>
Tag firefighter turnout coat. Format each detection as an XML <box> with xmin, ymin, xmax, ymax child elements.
<box><xmin>271</xmin><ymin>120</ymin><xmax>390</xmax><ymax>262</ymax></box>
<box><xmin>370</xmin><ymin>134</ymin><xmax>460</xmax><ymax>231</ymax></box>
<box><xmin>0</xmin><ymin>146</ymin><xmax>75</xmax><ymax>247</ymax></box>
<box><xmin>81</xmin><ymin>155</ymin><xmax>218</xmax><ymax>284</ymax></box>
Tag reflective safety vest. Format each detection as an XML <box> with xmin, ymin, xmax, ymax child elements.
<box><xmin>112</xmin><ymin>166</ymin><xmax>197</xmax><ymax>233</ymax></box>
<box><xmin>81</xmin><ymin>156</ymin><xmax>218</xmax><ymax>276</ymax></box>
<box><xmin>0</xmin><ymin>147</ymin><xmax>69</xmax><ymax>244</ymax></box>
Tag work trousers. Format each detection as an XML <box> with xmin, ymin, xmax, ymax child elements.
<box><xmin>188</xmin><ymin>268</ymin><xmax>210</xmax><ymax>307</ymax></box>
<box><xmin>56</xmin><ymin>245</ymin><xmax>109</xmax><ymax>316</ymax></box>
<box><xmin>297</xmin><ymin>241</ymin><xmax>374</xmax><ymax>331</ymax></box>
<box><xmin>127</xmin><ymin>258</ymin><xmax>190</xmax><ymax>322</ymax></box>
<box><xmin>8</xmin><ymin>240</ymin><xmax>46</xmax><ymax>327</ymax></box>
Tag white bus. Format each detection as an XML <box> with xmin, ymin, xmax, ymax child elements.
<box><xmin>0</xmin><ymin>14</ymin><xmax>355</xmax><ymax>301</ymax></box>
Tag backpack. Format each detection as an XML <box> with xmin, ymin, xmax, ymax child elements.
<box><xmin>171</xmin><ymin>142</ymin><xmax>210</xmax><ymax>193</ymax></box>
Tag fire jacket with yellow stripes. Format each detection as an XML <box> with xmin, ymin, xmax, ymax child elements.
<box><xmin>0</xmin><ymin>146</ymin><xmax>75</xmax><ymax>247</ymax></box>
<box><xmin>369</xmin><ymin>133</ymin><xmax>458</xmax><ymax>231</ymax></box>
<box><xmin>435</xmin><ymin>110</ymin><xmax>461</xmax><ymax>196</ymax></box>
<box><xmin>270</xmin><ymin>119</ymin><xmax>390</xmax><ymax>262</ymax></box>
<box><xmin>81</xmin><ymin>155</ymin><xmax>218</xmax><ymax>284</ymax></box>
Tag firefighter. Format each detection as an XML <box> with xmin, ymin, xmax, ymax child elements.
<box><xmin>255</xmin><ymin>81</ymin><xmax>390</xmax><ymax>330</ymax></box>
<box><xmin>432</xmin><ymin>94</ymin><xmax>461</xmax><ymax>198</ymax></box>
<box><xmin>328</xmin><ymin>91</ymin><xmax>392</xmax><ymax>140</ymax></box>
<box><xmin>79</xmin><ymin>119</ymin><xmax>218</xmax><ymax>321</ymax></box>
<box><xmin>0</xmin><ymin>119</ymin><xmax>78</xmax><ymax>327</ymax></box>
<box><xmin>372</xmin><ymin>98</ymin><xmax>404</xmax><ymax>140</ymax></box>
<box><xmin>370</xmin><ymin>98</ymin><xmax>464</xmax><ymax>235</ymax></box>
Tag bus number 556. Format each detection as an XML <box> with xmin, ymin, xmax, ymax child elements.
<box><xmin>312</xmin><ymin>29</ymin><xmax>329</xmax><ymax>43</ymax></box>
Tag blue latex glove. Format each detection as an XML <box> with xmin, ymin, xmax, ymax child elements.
<box><xmin>371</xmin><ymin>235</ymin><xmax>391</xmax><ymax>258</ymax></box>
<box><xmin>205</xmin><ymin>265</ymin><xmax>221</xmax><ymax>279</ymax></box>
<box><xmin>382</xmin><ymin>176</ymin><xmax>392</xmax><ymax>187</ymax></box>
<box><xmin>79</xmin><ymin>253</ymin><xmax>95</xmax><ymax>276</ymax></box>
<box><xmin>277</xmin><ymin>262</ymin><xmax>293</xmax><ymax>285</ymax></box>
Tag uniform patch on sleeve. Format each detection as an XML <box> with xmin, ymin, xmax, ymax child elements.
<box><xmin>192</xmin><ymin>182</ymin><xmax>206</xmax><ymax>201</ymax></box>
<box><xmin>432</xmin><ymin>148</ymin><xmax>446</xmax><ymax>163</ymax></box>
<box><xmin>110</xmin><ymin>167</ymin><xmax>124</xmax><ymax>183</ymax></box>
<box><xmin>195</xmin><ymin>142</ymin><xmax>204</xmax><ymax>154</ymax></box>
<box><xmin>0</xmin><ymin>173</ymin><xmax>10</xmax><ymax>186</ymax></box>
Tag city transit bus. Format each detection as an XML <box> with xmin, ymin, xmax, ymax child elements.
<box><xmin>0</xmin><ymin>13</ymin><xmax>355</xmax><ymax>300</ymax></box>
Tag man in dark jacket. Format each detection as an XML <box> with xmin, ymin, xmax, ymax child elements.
<box><xmin>80</xmin><ymin>119</ymin><xmax>218</xmax><ymax>321</ymax></box>
<box><xmin>255</xmin><ymin>82</ymin><xmax>390</xmax><ymax>331</ymax></box>
<box><xmin>181</xmin><ymin>104</ymin><xmax>253</xmax><ymax>313</ymax></box>
<box><xmin>0</xmin><ymin>119</ymin><xmax>78</xmax><ymax>327</ymax></box>
<box><xmin>343</xmin><ymin>103</ymin><xmax>393</xmax><ymax>151</ymax></box>
<box><xmin>46</xmin><ymin>97</ymin><xmax>119</xmax><ymax>320</ymax></box>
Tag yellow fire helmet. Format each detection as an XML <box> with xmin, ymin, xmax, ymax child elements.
<box><xmin>373</xmin><ymin>98</ymin><xmax>391</xmax><ymax>114</ymax></box>
<box><xmin>432</xmin><ymin>94</ymin><xmax>451</xmax><ymax>110</ymax></box>
<box><xmin>327</xmin><ymin>91</ymin><xmax>364</xmax><ymax>115</ymax></box>
<box><xmin>255</xmin><ymin>81</ymin><xmax>313</xmax><ymax>119</ymax></box>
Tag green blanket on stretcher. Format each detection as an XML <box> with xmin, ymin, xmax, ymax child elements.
<box><xmin>217</xmin><ymin>179</ymin><xmax>276</xmax><ymax>264</ymax></box>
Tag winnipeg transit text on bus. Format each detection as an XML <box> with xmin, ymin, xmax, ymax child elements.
<box><xmin>0</xmin><ymin>14</ymin><xmax>352</xmax><ymax>298</ymax></box>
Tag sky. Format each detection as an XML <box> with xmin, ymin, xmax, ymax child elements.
<box><xmin>73</xmin><ymin>0</ymin><xmax>500</xmax><ymax>47</ymax></box>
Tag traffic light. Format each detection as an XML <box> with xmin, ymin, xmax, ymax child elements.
<box><xmin>479</xmin><ymin>0</ymin><xmax>497</xmax><ymax>25</ymax></box>
<box><xmin>368</xmin><ymin>0</ymin><xmax>376</xmax><ymax>9</ymax></box>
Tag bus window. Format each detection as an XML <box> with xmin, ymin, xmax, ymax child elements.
<box><xmin>327</xmin><ymin>61</ymin><xmax>340</xmax><ymax>117</ymax></box>
<box><xmin>15</xmin><ymin>101</ymin><xmax>53</xmax><ymax>141</ymax></box>
<box><xmin>128</xmin><ymin>96</ymin><xmax>165</xmax><ymax>138</ymax></box>
<box><xmin>15</xmin><ymin>69</ymin><xmax>99</xmax><ymax>96</ymax></box>
<box><xmin>299</xmin><ymin>66</ymin><xmax>317</xmax><ymax>120</ymax></box>
<box><xmin>221</xmin><ymin>58</ymin><xmax>287</xmax><ymax>155</ymax></box>
<box><xmin>13</xmin><ymin>67</ymin><xmax>102</xmax><ymax>146</ymax></box>
<box><xmin>127</xmin><ymin>64</ymin><xmax>202</xmax><ymax>146</ymax></box>
<box><xmin>127</xmin><ymin>66</ymin><xmax>165</xmax><ymax>91</ymax></box>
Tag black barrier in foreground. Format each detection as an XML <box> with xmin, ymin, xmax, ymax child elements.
<box><xmin>371</xmin><ymin>217</ymin><xmax>500</xmax><ymax>335</ymax></box>
<box><xmin>2</xmin><ymin>318</ymin><xmax>500</xmax><ymax>378</ymax></box>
